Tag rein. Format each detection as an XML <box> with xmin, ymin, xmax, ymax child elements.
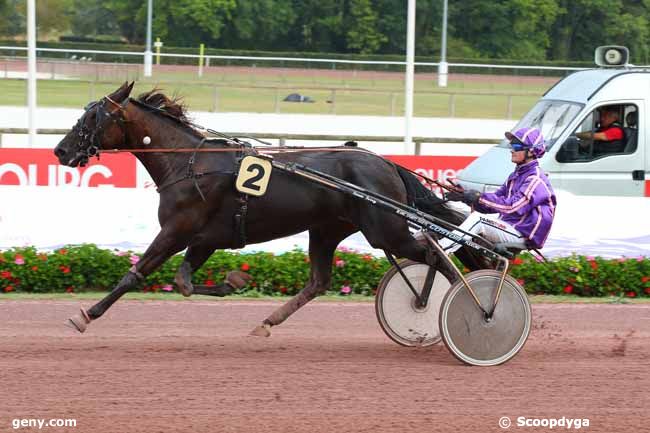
<box><xmin>97</xmin><ymin>146</ymin><xmax>377</xmax><ymax>155</ymax></box>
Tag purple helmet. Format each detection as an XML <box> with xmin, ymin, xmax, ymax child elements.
<box><xmin>505</xmin><ymin>127</ymin><xmax>546</xmax><ymax>158</ymax></box>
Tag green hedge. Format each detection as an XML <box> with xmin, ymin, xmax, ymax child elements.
<box><xmin>1</xmin><ymin>245</ymin><xmax>648</xmax><ymax>298</ymax></box>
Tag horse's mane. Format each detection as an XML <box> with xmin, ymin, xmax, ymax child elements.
<box><xmin>132</xmin><ymin>90</ymin><xmax>203</xmax><ymax>138</ymax></box>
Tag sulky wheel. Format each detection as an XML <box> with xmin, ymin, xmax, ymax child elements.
<box><xmin>375</xmin><ymin>259</ymin><xmax>456</xmax><ymax>347</ymax></box>
<box><xmin>439</xmin><ymin>269</ymin><xmax>531</xmax><ymax>366</ymax></box>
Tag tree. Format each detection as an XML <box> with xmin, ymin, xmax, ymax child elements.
<box><xmin>289</xmin><ymin>0</ymin><xmax>346</xmax><ymax>52</ymax></box>
<box><xmin>0</xmin><ymin>0</ymin><xmax>25</xmax><ymax>37</ymax></box>
<box><xmin>104</xmin><ymin>0</ymin><xmax>235</xmax><ymax>46</ymax></box>
<box><xmin>550</xmin><ymin>0</ymin><xmax>650</xmax><ymax>63</ymax></box>
<box><xmin>69</xmin><ymin>0</ymin><xmax>121</xmax><ymax>37</ymax></box>
<box><xmin>36</xmin><ymin>0</ymin><xmax>72</xmax><ymax>36</ymax></box>
<box><xmin>346</xmin><ymin>0</ymin><xmax>387</xmax><ymax>54</ymax></box>
<box><xmin>451</xmin><ymin>0</ymin><xmax>559</xmax><ymax>60</ymax></box>
<box><xmin>219</xmin><ymin>0</ymin><xmax>296</xmax><ymax>50</ymax></box>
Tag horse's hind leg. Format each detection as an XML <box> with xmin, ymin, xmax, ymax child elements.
<box><xmin>250</xmin><ymin>223</ymin><xmax>355</xmax><ymax>337</ymax></box>
<box><xmin>175</xmin><ymin>242</ymin><xmax>251</xmax><ymax>297</ymax></box>
<box><xmin>359</xmin><ymin>211</ymin><xmax>457</xmax><ymax>276</ymax></box>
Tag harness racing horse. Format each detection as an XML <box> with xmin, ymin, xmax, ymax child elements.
<box><xmin>54</xmin><ymin>82</ymin><xmax>485</xmax><ymax>336</ymax></box>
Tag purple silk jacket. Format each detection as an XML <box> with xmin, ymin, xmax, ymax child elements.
<box><xmin>473</xmin><ymin>160</ymin><xmax>556</xmax><ymax>249</ymax></box>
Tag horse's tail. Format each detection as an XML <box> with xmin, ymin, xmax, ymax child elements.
<box><xmin>395</xmin><ymin>165</ymin><xmax>461</xmax><ymax>223</ymax></box>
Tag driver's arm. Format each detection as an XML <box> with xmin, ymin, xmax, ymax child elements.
<box><xmin>576</xmin><ymin>131</ymin><xmax>611</xmax><ymax>141</ymax></box>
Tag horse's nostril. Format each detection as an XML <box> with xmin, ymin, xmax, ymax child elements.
<box><xmin>54</xmin><ymin>147</ymin><xmax>65</xmax><ymax>158</ymax></box>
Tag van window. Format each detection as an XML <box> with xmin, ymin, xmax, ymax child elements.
<box><xmin>499</xmin><ymin>100</ymin><xmax>583</xmax><ymax>150</ymax></box>
<box><xmin>556</xmin><ymin>103</ymin><xmax>638</xmax><ymax>163</ymax></box>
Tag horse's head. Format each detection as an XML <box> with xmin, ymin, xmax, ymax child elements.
<box><xmin>54</xmin><ymin>81</ymin><xmax>134</xmax><ymax>167</ymax></box>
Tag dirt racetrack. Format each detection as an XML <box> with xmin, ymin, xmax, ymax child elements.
<box><xmin>0</xmin><ymin>300</ymin><xmax>648</xmax><ymax>433</ymax></box>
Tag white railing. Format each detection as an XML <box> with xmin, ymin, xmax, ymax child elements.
<box><xmin>0</xmin><ymin>45</ymin><xmax>587</xmax><ymax>72</ymax></box>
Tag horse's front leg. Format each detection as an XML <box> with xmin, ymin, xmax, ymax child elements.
<box><xmin>66</xmin><ymin>225</ymin><xmax>194</xmax><ymax>333</ymax></box>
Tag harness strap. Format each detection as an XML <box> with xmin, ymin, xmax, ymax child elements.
<box><xmin>233</xmin><ymin>194</ymin><xmax>249</xmax><ymax>249</ymax></box>
<box><xmin>231</xmin><ymin>146</ymin><xmax>258</xmax><ymax>249</ymax></box>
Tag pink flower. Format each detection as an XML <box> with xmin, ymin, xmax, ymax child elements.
<box><xmin>335</xmin><ymin>259</ymin><xmax>346</xmax><ymax>268</ymax></box>
<box><xmin>636</xmin><ymin>256</ymin><xmax>645</xmax><ymax>262</ymax></box>
<box><xmin>586</xmin><ymin>255</ymin><xmax>595</xmax><ymax>261</ymax></box>
<box><xmin>14</xmin><ymin>254</ymin><xmax>24</xmax><ymax>265</ymax></box>
<box><xmin>129</xmin><ymin>254</ymin><xmax>140</xmax><ymax>265</ymax></box>
<box><xmin>161</xmin><ymin>285</ymin><xmax>173</xmax><ymax>292</ymax></box>
<box><xmin>115</xmin><ymin>251</ymin><xmax>129</xmax><ymax>257</ymax></box>
<box><xmin>340</xmin><ymin>285</ymin><xmax>352</xmax><ymax>295</ymax></box>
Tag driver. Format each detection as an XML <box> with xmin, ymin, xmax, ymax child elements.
<box><xmin>441</xmin><ymin>127</ymin><xmax>556</xmax><ymax>252</ymax></box>
<box><xmin>576</xmin><ymin>106</ymin><xmax>625</xmax><ymax>155</ymax></box>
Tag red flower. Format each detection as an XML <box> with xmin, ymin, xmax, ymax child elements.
<box><xmin>59</xmin><ymin>265</ymin><xmax>71</xmax><ymax>274</ymax></box>
<box><xmin>641</xmin><ymin>276</ymin><xmax>650</xmax><ymax>283</ymax></box>
<box><xmin>31</xmin><ymin>266</ymin><xmax>38</xmax><ymax>271</ymax></box>
<box><xmin>250</xmin><ymin>281</ymin><xmax>257</xmax><ymax>287</ymax></box>
<box><xmin>512</xmin><ymin>257</ymin><xmax>524</xmax><ymax>265</ymax></box>
<box><xmin>4</xmin><ymin>285</ymin><xmax>14</xmax><ymax>292</ymax></box>
<box><xmin>644</xmin><ymin>287</ymin><xmax>650</xmax><ymax>295</ymax></box>
<box><xmin>517</xmin><ymin>279</ymin><xmax>525</xmax><ymax>286</ymax></box>
<box><xmin>362</xmin><ymin>255</ymin><xmax>373</xmax><ymax>262</ymax></box>
<box><xmin>38</xmin><ymin>254</ymin><xmax>48</xmax><ymax>261</ymax></box>
<box><xmin>204</xmin><ymin>280</ymin><xmax>215</xmax><ymax>286</ymax></box>
<box><xmin>58</xmin><ymin>248</ymin><xmax>67</xmax><ymax>255</ymax></box>
<box><xmin>279</xmin><ymin>286</ymin><xmax>288</xmax><ymax>294</ymax></box>
<box><xmin>563</xmin><ymin>285</ymin><xmax>573</xmax><ymax>294</ymax></box>
<box><xmin>589</xmin><ymin>260</ymin><xmax>598</xmax><ymax>270</ymax></box>
<box><xmin>625</xmin><ymin>291</ymin><xmax>637</xmax><ymax>298</ymax></box>
<box><xmin>303</xmin><ymin>257</ymin><xmax>310</xmax><ymax>263</ymax></box>
<box><xmin>66</xmin><ymin>286</ymin><xmax>74</xmax><ymax>293</ymax></box>
<box><xmin>241</xmin><ymin>263</ymin><xmax>250</xmax><ymax>272</ymax></box>
<box><xmin>0</xmin><ymin>271</ymin><xmax>11</xmax><ymax>279</ymax></box>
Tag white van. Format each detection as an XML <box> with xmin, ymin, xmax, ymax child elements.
<box><xmin>457</xmin><ymin>46</ymin><xmax>649</xmax><ymax>197</ymax></box>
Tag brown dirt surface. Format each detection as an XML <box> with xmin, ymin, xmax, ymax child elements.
<box><xmin>0</xmin><ymin>300</ymin><xmax>648</xmax><ymax>433</ymax></box>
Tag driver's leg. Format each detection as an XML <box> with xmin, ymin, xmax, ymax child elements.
<box><xmin>439</xmin><ymin>212</ymin><xmax>523</xmax><ymax>253</ymax></box>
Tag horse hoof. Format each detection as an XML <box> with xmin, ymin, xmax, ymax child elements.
<box><xmin>249</xmin><ymin>324</ymin><xmax>271</xmax><ymax>337</ymax></box>
<box><xmin>66</xmin><ymin>308</ymin><xmax>91</xmax><ymax>333</ymax></box>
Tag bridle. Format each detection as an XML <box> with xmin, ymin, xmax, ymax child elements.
<box><xmin>71</xmin><ymin>95</ymin><xmax>128</xmax><ymax>167</ymax></box>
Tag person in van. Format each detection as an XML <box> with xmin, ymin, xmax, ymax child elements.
<box><xmin>441</xmin><ymin>127</ymin><xmax>557</xmax><ymax>252</ymax></box>
<box><xmin>576</xmin><ymin>106</ymin><xmax>625</xmax><ymax>155</ymax></box>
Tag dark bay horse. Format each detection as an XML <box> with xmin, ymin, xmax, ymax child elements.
<box><xmin>54</xmin><ymin>82</ymin><xmax>483</xmax><ymax>335</ymax></box>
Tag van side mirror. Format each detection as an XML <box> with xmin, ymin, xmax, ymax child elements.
<box><xmin>595</xmin><ymin>46</ymin><xmax>629</xmax><ymax>67</ymax></box>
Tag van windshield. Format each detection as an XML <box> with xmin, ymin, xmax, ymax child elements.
<box><xmin>499</xmin><ymin>100</ymin><xmax>583</xmax><ymax>150</ymax></box>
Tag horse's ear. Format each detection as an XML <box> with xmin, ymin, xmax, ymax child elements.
<box><xmin>108</xmin><ymin>81</ymin><xmax>135</xmax><ymax>103</ymax></box>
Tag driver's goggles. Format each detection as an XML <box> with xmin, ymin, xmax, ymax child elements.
<box><xmin>509</xmin><ymin>138</ymin><xmax>528</xmax><ymax>152</ymax></box>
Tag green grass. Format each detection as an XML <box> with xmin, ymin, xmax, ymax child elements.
<box><xmin>2</xmin><ymin>292</ymin><xmax>648</xmax><ymax>304</ymax></box>
<box><xmin>0</xmin><ymin>64</ymin><xmax>555</xmax><ymax>118</ymax></box>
